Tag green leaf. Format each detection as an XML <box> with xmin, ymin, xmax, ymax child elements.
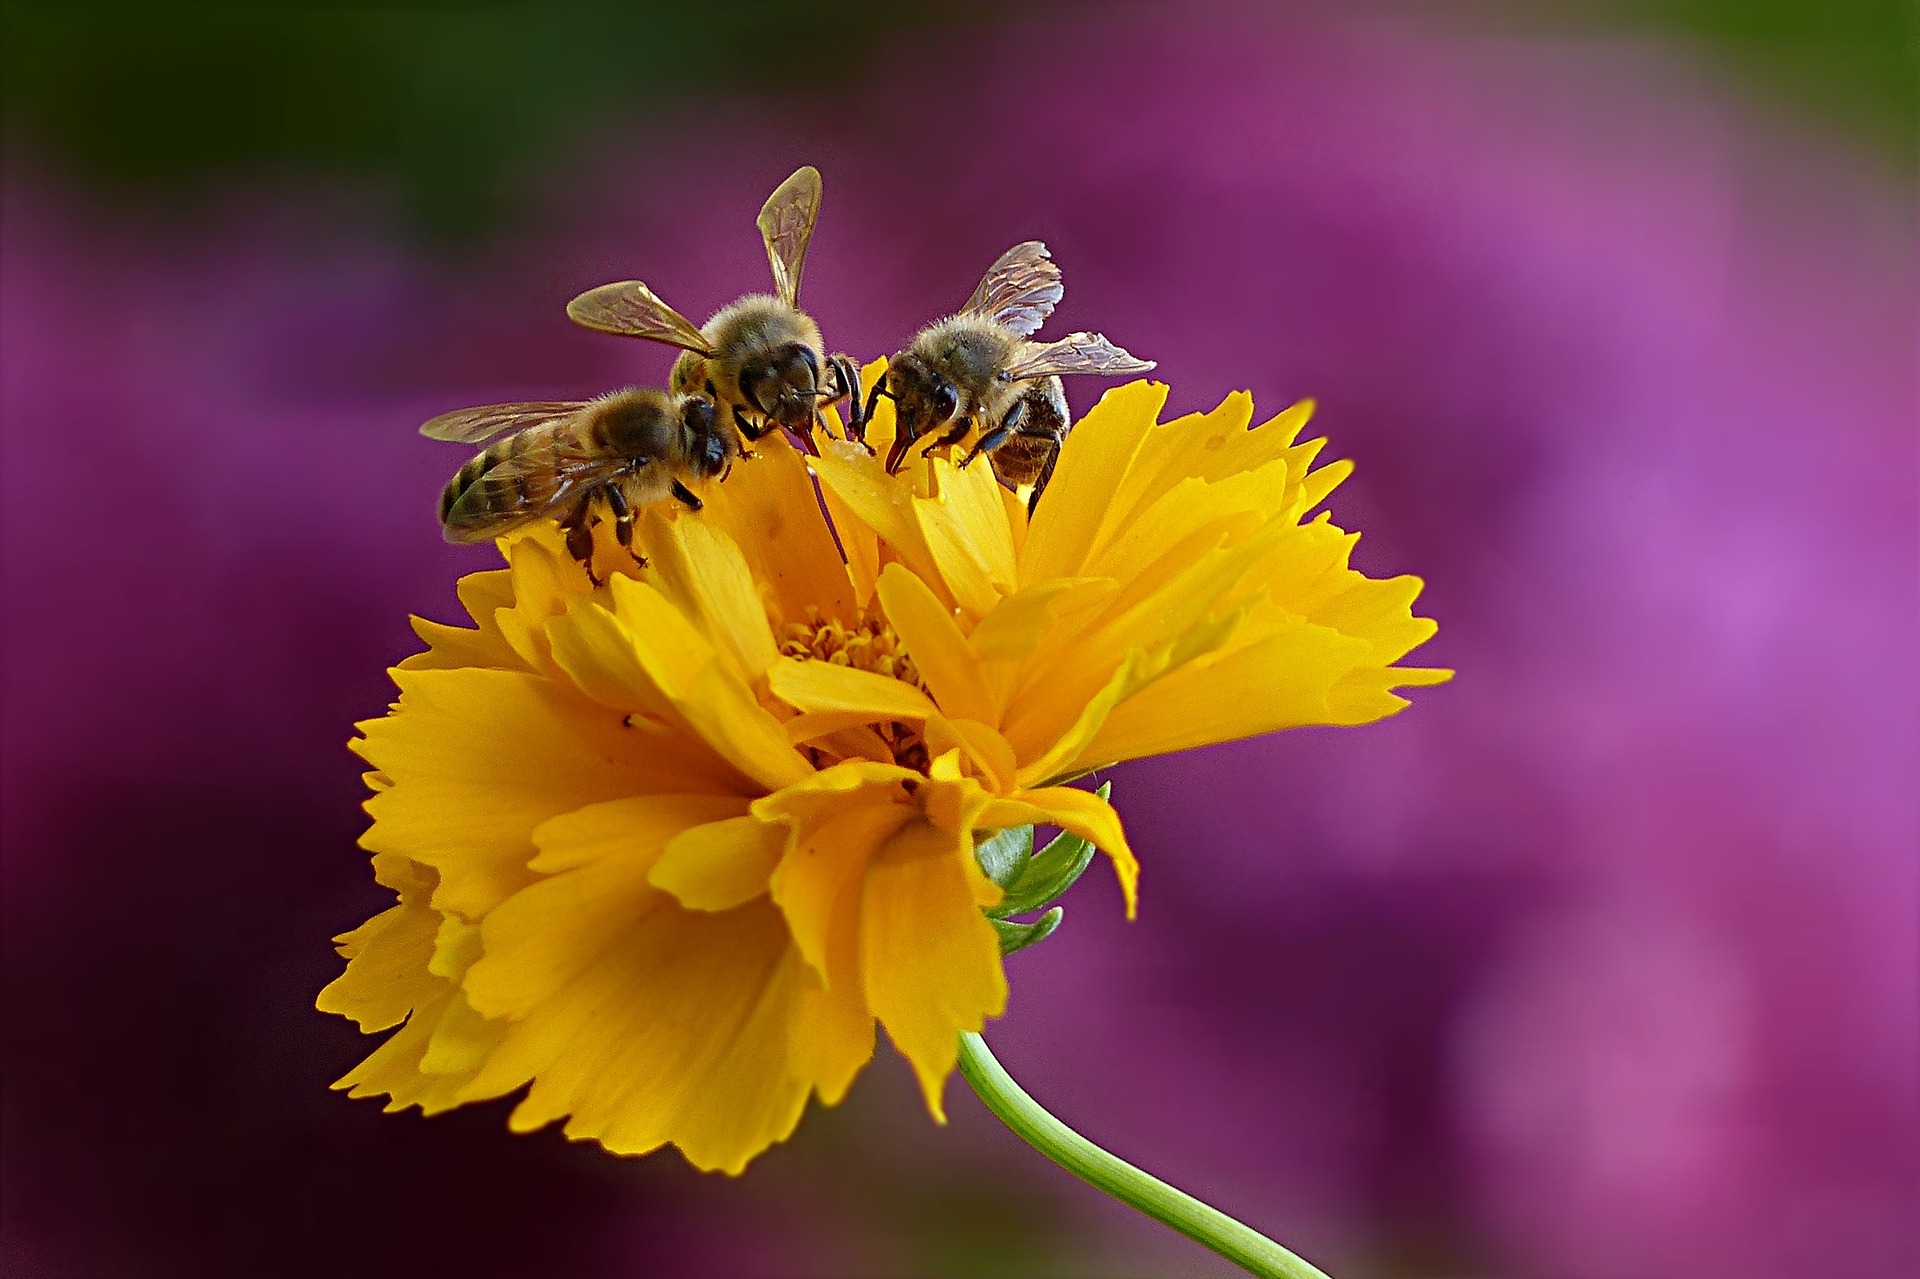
<box><xmin>988</xmin><ymin>782</ymin><xmax>1111</xmax><ymax>919</ymax></box>
<box><xmin>973</xmin><ymin>824</ymin><xmax>1033</xmax><ymax>891</ymax></box>
<box><xmin>992</xmin><ymin>906</ymin><xmax>1064</xmax><ymax>955</ymax></box>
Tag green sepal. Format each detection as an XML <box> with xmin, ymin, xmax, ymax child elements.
<box><xmin>987</xmin><ymin>782</ymin><xmax>1110</xmax><ymax>920</ymax></box>
<box><xmin>992</xmin><ymin>906</ymin><xmax>1064</xmax><ymax>955</ymax></box>
<box><xmin>974</xmin><ymin>824</ymin><xmax>1034</xmax><ymax>891</ymax></box>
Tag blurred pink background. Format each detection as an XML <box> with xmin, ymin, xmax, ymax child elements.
<box><xmin>3</xmin><ymin>6</ymin><xmax>1914</xmax><ymax>1276</ymax></box>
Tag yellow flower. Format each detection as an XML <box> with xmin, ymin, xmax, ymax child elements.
<box><xmin>318</xmin><ymin>367</ymin><xmax>1449</xmax><ymax>1173</ymax></box>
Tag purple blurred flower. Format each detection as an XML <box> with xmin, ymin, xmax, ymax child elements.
<box><xmin>3</xmin><ymin>10</ymin><xmax>1912</xmax><ymax>1278</ymax></box>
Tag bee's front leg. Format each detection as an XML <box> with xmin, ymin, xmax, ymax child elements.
<box><xmin>559</xmin><ymin>491</ymin><xmax>602</xmax><ymax>585</ymax></box>
<box><xmin>603</xmin><ymin>481</ymin><xmax>644</xmax><ymax>569</ymax></box>
<box><xmin>1027</xmin><ymin>445</ymin><xmax>1061</xmax><ymax>518</ymax></box>
<box><xmin>732</xmin><ymin>406</ymin><xmax>770</xmax><ymax>443</ymax></box>
<box><xmin>931</xmin><ymin>417</ymin><xmax>974</xmax><ymax>454</ymax></box>
<box><xmin>826</xmin><ymin>354</ymin><xmax>874</xmax><ymax>450</ymax></box>
<box><xmin>958</xmin><ymin>399</ymin><xmax>1027</xmax><ymax>470</ymax></box>
<box><xmin>671</xmin><ymin>479</ymin><xmax>704</xmax><ymax>512</ymax></box>
<box><xmin>853</xmin><ymin>369</ymin><xmax>887</xmax><ymax>452</ymax></box>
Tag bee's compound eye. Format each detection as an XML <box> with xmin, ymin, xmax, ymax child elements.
<box><xmin>702</xmin><ymin>434</ymin><xmax>728</xmax><ymax>473</ymax></box>
<box><xmin>684</xmin><ymin>398</ymin><xmax>716</xmax><ymax>431</ymax></box>
<box><xmin>796</xmin><ymin>345</ymin><xmax>820</xmax><ymax>385</ymax></box>
<box><xmin>932</xmin><ymin>382</ymin><xmax>959</xmax><ymax>422</ymax></box>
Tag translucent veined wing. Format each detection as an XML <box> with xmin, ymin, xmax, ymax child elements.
<box><xmin>758</xmin><ymin>165</ymin><xmax>823</xmax><ymax>308</ymax></box>
<box><xmin>566</xmin><ymin>282</ymin><xmax>714</xmax><ymax>354</ymax></box>
<box><xmin>441</xmin><ymin>431</ymin><xmax>632</xmax><ymax>539</ymax></box>
<box><xmin>420</xmin><ymin>400</ymin><xmax>588</xmax><ymax>443</ymax></box>
<box><xmin>1001</xmin><ymin>332</ymin><xmax>1156</xmax><ymax>382</ymax></box>
<box><xmin>960</xmin><ymin>241</ymin><xmax>1064</xmax><ymax>338</ymax></box>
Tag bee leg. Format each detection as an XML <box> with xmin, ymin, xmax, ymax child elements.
<box><xmin>1026</xmin><ymin>445</ymin><xmax>1062</xmax><ymax>518</ymax></box>
<box><xmin>732</xmin><ymin>406</ymin><xmax>770</xmax><ymax>443</ymax></box>
<box><xmin>558</xmin><ymin>492</ymin><xmax>601</xmax><ymax>584</ymax></box>
<box><xmin>603</xmin><ymin>482</ymin><xmax>643</xmax><ymax>568</ymax></box>
<box><xmin>855</xmin><ymin>374</ymin><xmax>886</xmax><ymax>450</ymax></box>
<box><xmin>825</xmin><ymin>354</ymin><xmax>866</xmax><ymax>445</ymax></box>
<box><xmin>671</xmin><ymin>479</ymin><xmax>704</xmax><ymax>512</ymax></box>
<box><xmin>956</xmin><ymin>427</ymin><xmax>1009</xmax><ymax>469</ymax></box>
<box><xmin>929</xmin><ymin>418</ymin><xmax>973</xmax><ymax>459</ymax></box>
<box><xmin>958</xmin><ymin>399</ymin><xmax>1025</xmax><ymax>470</ymax></box>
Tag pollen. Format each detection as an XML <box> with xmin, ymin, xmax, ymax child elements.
<box><xmin>779</xmin><ymin>606</ymin><xmax>930</xmax><ymax>772</ymax></box>
<box><xmin>779</xmin><ymin>606</ymin><xmax>925</xmax><ymax>691</ymax></box>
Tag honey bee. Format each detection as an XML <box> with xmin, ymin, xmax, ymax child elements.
<box><xmin>565</xmin><ymin>166</ymin><xmax>862</xmax><ymax>448</ymax></box>
<box><xmin>873</xmin><ymin>241</ymin><xmax>1155</xmax><ymax>512</ymax></box>
<box><xmin>423</xmin><ymin>386</ymin><xmax>730</xmax><ymax>583</ymax></box>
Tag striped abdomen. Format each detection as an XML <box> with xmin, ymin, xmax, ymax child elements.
<box><xmin>437</xmin><ymin>421</ymin><xmax>582</xmax><ymax>544</ymax></box>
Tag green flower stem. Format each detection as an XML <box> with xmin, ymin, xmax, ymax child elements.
<box><xmin>957</xmin><ymin>1032</ymin><xmax>1334</xmax><ymax>1279</ymax></box>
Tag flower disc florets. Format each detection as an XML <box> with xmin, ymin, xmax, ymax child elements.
<box><xmin>780</xmin><ymin>607</ymin><xmax>930</xmax><ymax>772</ymax></box>
<box><xmin>319</xmin><ymin>366</ymin><xmax>1448</xmax><ymax>1173</ymax></box>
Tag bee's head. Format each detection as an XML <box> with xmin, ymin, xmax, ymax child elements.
<box><xmin>882</xmin><ymin>353</ymin><xmax>960</xmax><ymax>472</ymax></box>
<box><xmin>740</xmin><ymin>343</ymin><xmax>824</xmax><ymax>432</ymax></box>
<box><xmin>680</xmin><ymin>394</ymin><xmax>731</xmax><ymax>479</ymax></box>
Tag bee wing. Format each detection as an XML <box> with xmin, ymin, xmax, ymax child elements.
<box><xmin>758</xmin><ymin>165</ymin><xmax>823</xmax><ymax>308</ymax></box>
<box><xmin>445</xmin><ymin>432</ymin><xmax>632</xmax><ymax>530</ymax></box>
<box><xmin>566</xmin><ymin>282</ymin><xmax>714</xmax><ymax>354</ymax></box>
<box><xmin>1001</xmin><ymin>332</ymin><xmax>1157</xmax><ymax>381</ymax></box>
<box><xmin>420</xmin><ymin>400</ymin><xmax>590</xmax><ymax>443</ymax></box>
<box><xmin>960</xmin><ymin>241</ymin><xmax>1064</xmax><ymax>338</ymax></box>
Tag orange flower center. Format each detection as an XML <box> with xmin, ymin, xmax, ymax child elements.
<box><xmin>779</xmin><ymin>607</ymin><xmax>930</xmax><ymax>773</ymax></box>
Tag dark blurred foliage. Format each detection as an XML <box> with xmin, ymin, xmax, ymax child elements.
<box><xmin>1475</xmin><ymin>0</ymin><xmax>1917</xmax><ymax>162</ymax></box>
<box><xmin>0</xmin><ymin>2</ymin><xmax>937</xmax><ymax>238</ymax></box>
<box><xmin>2</xmin><ymin>1</ymin><xmax>1911</xmax><ymax>244</ymax></box>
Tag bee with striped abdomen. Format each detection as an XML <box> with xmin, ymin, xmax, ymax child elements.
<box><xmin>873</xmin><ymin>241</ymin><xmax>1154</xmax><ymax>513</ymax></box>
<box><xmin>566</xmin><ymin>166</ymin><xmax>864</xmax><ymax>448</ymax></box>
<box><xmin>423</xmin><ymin>386</ymin><xmax>729</xmax><ymax>584</ymax></box>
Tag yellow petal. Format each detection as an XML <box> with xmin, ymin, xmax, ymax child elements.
<box><xmin>1100</xmin><ymin>391</ymin><xmax>1257</xmax><ymax>533</ymax></box>
<box><xmin>592</xmin><ymin>575</ymin><xmax>711</xmax><ymax>699</ymax></box>
<box><xmin>968</xmin><ymin>577</ymin><xmax>1120</xmax><ymax>724</ymax></box>
<box><xmin>471</xmin><ymin>894</ymin><xmax>861</xmax><ymax>1174</ymax></box>
<box><xmin>875</xmin><ymin>563</ymin><xmax>994</xmax><ymax>725</ymax></box>
<box><xmin>428</xmin><ymin>912</ymin><xmax>483</xmax><ymax>981</ymax></box>
<box><xmin>1080</xmin><ymin>623</ymin><xmax>1377</xmax><ymax>765</ymax></box>
<box><xmin>549</xmin><ymin>583</ymin><xmax>811</xmax><ymax>793</ymax></box>
<box><xmin>651</xmin><ymin>815</ymin><xmax>787</xmax><ymax>911</ymax></box>
<box><xmin>861</xmin><ymin>821</ymin><xmax>1007</xmax><ymax>1120</ymax></box>
<box><xmin>813</xmin><ymin>442</ymin><xmax>949</xmax><ymax>602</ymax></box>
<box><xmin>1010</xmin><ymin>650</ymin><xmax>1149</xmax><ymax>788</ymax></box>
<box><xmin>464</xmin><ymin>810</ymin><xmax>674</xmax><ymax>1021</ymax></box>
<box><xmin>979</xmin><ymin>785</ymin><xmax>1139</xmax><ymax>918</ymax></box>
<box><xmin>643</xmin><ymin>511</ymin><xmax>782</xmax><ymax>685</ymax></box>
<box><xmin>333</xmin><ymin>988</ymin><xmax>505</xmax><ymax>1116</ymax></box>
<box><xmin>356</xmin><ymin>668</ymin><xmax>707</xmax><ymax>917</ymax></box>
<box><xmin>1004</xmin><ymin>520</ymin><xmax>1286</xmax><ymax>760</ymax></box>
<box><xmin>682</xmin><ymin>662</ymin><xmax>817</xmax><ymax>793</ymax></box>
<box><xmin>417</xmin><ymin>987</ymin><xmax>504</xmax><ymax>1077</ymax></box>
<box><xmin>529</xmin><ymin>792</ymin><xmax>751</xmax><ymax>874</ymax></box>
<box><xmin>402</xmin><ymin>616</ymin><xmax>514</xmax><ymax>674</ymax></box>
<box><xmin>491</xmin><ymin>533</ymin><xmax>595</xmax><ymax>673</ymax></box>
<box><xmin>767</xmin><ymin>654</ymin><xmax>939</xmax><ymax>728</ymax></box>
<box><xmin>1019</xmin><ymin>381</ymin><xmax>1166</xmax><ymax>587</ymax></box>
<box><xmin>702</xmin><ymin>436</ymin><xmax>857</xmax><ymax>625</ymax></box>
<box><xmin>761</xmin><ymin>769</ymin><xmax>917</xmax><ymax>978</ymax></box>
<box><xmin>816</xmin><ymin>461</ymin><xmax>881</xmax><ymax>611</ymax></box>
<box><xmin>913</xmin><ymin>457</ymin><xmax>1017</xmax><ymax>619</ymax></box>
<box><xmin>315</xmin><ymin>887</ymin><xmax>438</xmax><ymax>1032</ymax></box>
<box><xmin>922</xmin><ymin>716</ymin><xmax>1018</xmax><ymax>794</ymax></box>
